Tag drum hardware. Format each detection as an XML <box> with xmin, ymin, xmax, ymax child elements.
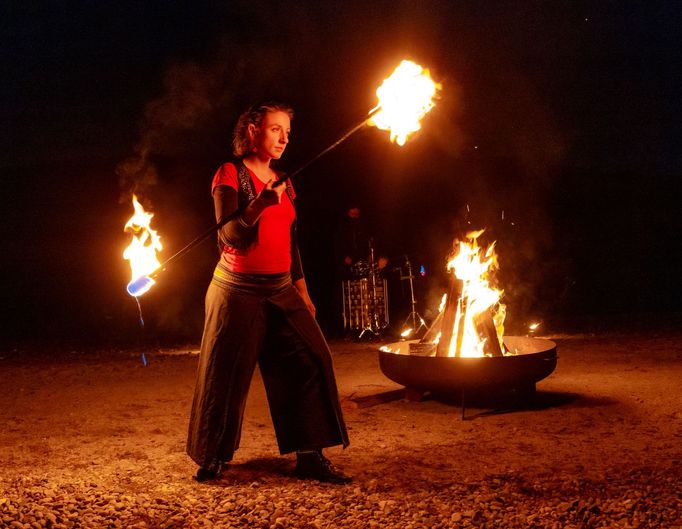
<box><xmin>349</xmin><ymin>259</ymin><xmax>370</xmax><ymax>278</ymax></box>
<box><xmin>400</xmin><ymin>255</ymin><xmax>426</xmax><ymax>338</ymax></box>
<box><xmin>342</xmin><ymin>239</ymin><xmax>389</xmax><ymax>338</ymax></box>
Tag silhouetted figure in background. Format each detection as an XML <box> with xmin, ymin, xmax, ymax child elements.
<box><xmin>335</xmin><ymin>206</ymin><xmax>368</xmax><ymax>280</ymax></box>
<box><xmin>333</xmin><ymin>206</ymin><xmax>390</xmax><ymax>337</ymax></box>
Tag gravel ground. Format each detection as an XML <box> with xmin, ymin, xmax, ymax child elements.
<box><xmin>2</xmin><ymin>467</ymin><xmax>679</xmax><ymax>528</ymax></box>
<box><xmin>1</xmin><ymin>333</ymin><xmax>681</xmax><ymax>528</ymax></box>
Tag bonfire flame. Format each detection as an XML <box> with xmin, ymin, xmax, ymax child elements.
<box><xmin>123</xmin><ymin>195</ymin><xmax>162</xmax><ymax>297</ymax></box>
<box><xmin>368</xmin><ymin>60</ymin><xmax>441</xmax><ymax>146</ymax></box>
<box><xmin>436</xmin><ymin>230</ymin><xmax>506</xmax><ymax>357</ymax></box>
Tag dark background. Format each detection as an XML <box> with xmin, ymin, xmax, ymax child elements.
<box><xmin>2</xmin><ymin>1</ymin><xmax>680</xmax><ymax>347</ymax></box>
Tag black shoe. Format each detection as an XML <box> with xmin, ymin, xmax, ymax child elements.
<box><xmin>295</xmin><ymin>451</ymin><xmax>352</xmax><ymax>484</ymax></box>
<box><xmin>194</xmin><ymin>463</ymin><xmax>222</xmax><ymax>482</ymax></box>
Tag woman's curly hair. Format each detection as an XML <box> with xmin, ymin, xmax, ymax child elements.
<box><xmin>232</xmin><ymin>102</ymin><xmax>294</xmax><ymax>158</ymax></box>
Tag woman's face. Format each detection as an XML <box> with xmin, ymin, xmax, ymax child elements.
<box><xmin>254</xmin><ymin>111</ymin><xmax>291</xmax><ymax>159</ymax></box>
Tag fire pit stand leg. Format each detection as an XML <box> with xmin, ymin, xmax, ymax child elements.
<box><xmin>461</xmin><ymin>388</ymin><xmax>467</xmax><ymax>420</ymax></box>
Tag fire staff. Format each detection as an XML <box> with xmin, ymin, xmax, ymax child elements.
<box><xmin>186</xmin><ymin>102</ymin><xmax>350</xmax><ymax>483</ymax></box>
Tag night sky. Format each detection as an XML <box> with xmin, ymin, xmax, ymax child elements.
<box><xmin>2</xmin><ymin>1</ymin><xmax>680</xmax><ymax>345</ymax></box>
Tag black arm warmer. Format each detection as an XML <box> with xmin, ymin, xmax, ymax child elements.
<box><xmin>213</xmin><ymin>185</ymin><xmax>255</xmax><ymax>248</ymax></box>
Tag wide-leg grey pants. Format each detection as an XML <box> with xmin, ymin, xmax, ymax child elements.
<box><xmin>186</xmin><ymin>272</ymin><xmax>349</xmax><ymax>468</ymax></box>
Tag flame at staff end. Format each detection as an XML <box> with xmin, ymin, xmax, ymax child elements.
<box><xmin>368</xmin><ymin>60</ymin><xmax>441</xmax><ymax>146</ymax></box>
<box><xmin>123</xmin><ymin>195</ymin><xmax>163</xmax><ymax>297</ymax></box>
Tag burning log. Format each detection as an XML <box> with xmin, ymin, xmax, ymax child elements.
<box><xmin>453</xmin><ymin>293</ymin><xmax>469</xmax><ymax>357</ymax></box>
<box><xmin>473</xmin><ymin>309</ymin><xmax>504</xmax><ymax>357</ymax></box>
<box><xmin>436</xmin><ymin>276</ymin><xmax>462</xmax><ymax>357</ymax></box>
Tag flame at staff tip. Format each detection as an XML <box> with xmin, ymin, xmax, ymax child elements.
<box><xmin>400</xmin><ymin>328</ymin><xmax>414</xmax><ymax>338</ymax></box>
<box><xmin>529</xmin><ymin>322</ymin><xmax>541</xmax><ymax>331</ymax></box>
<box><xmin>368</xmin><ymin>59</ymin><xmax>441</xmax><ymax>146</ymax></box>
<box><xmin>123</xmin><ymin>195</ymin><xmax>163</xmax><ymax>297</ymax></box>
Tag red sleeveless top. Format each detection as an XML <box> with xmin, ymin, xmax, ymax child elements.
<box><xmin>211</xmin><ymin>163</ymin><xmax>296</xmax><ymax>275</ymax></box>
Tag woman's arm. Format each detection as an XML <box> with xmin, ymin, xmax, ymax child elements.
<box><xmin>290</xmin><ymin>222</ymin><xmax>315</xmax><ymax>316</ymax></box>
<box><xmin>290</xmin><ymin>221</ymin><xmax>304</xmax><ymax>282</ymax></box>
<box><xmin>214</xmin><ymin>181</ymin><xmax>283</xmax><ymax>247</ymax></box>
<box><xmin>294</xmin><ymin>277</ymin><xmax>316</xmax><ymax>317</ymax></box>
<box><xmin>213</xmin><ymin>185</ymin><xmax>253</xmax><ymax>247</ymax></box>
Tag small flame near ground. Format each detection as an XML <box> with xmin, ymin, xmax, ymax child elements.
<box><xmin>368</xmin><ymin>60</ymin><xmax>441</xmax><ymax>146</ymax></box>
<box><xmin>123</xmin><ymin>195</ymin><xmax>162</xmax><ymax>298</ymax></box>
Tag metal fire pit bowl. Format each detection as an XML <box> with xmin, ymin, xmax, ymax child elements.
<box><xmin>379</xmin><ymin>336</ymin><xmax>557</xmax><ymax>397</ymax></box>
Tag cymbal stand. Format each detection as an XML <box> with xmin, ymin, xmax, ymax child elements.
<box><xmin>401</xmin><ymin>256</ymin><xmax>426</xmax><ymax>337</ymax></box>
<box><xmin>359</xmin><ymin>240</ymin><xmax>382</xmax><ymax>339</ymax></box>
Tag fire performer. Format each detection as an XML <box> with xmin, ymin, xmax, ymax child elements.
<box><xmin>186</xmin><ymin>102</ymin><xmax>350</xmax><ymax>483</ymax></box>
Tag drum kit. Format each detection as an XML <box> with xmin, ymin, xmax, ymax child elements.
<box><xmin>342</xmin><ymin>242</ymin><xmax>425</xmax><ymax>339</ymax></box>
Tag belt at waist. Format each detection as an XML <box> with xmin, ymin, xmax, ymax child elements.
<box><xmin>212</xmin><ymin>263</ymin><xmax>291</xmax><ymax>296</ymax></box>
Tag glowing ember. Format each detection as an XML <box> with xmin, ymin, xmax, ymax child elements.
<box><xmin>529</xmin><ymin>322</ymin><xmax>541</xmax><ymax>331</ymax></box>
<box><xmin>428</xmin><ymin>230</ymin><xmax>506</xmax><ymax>357</ymax></box>
<box><xmin>123</xmin><ymin>195</ymin><xmax>162</xmax><ymax>297</ymax></box>
<box><xmin>368</xmin><ymin>60</ymin><xmax>441</xmax><ymax>146</ymax></box>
